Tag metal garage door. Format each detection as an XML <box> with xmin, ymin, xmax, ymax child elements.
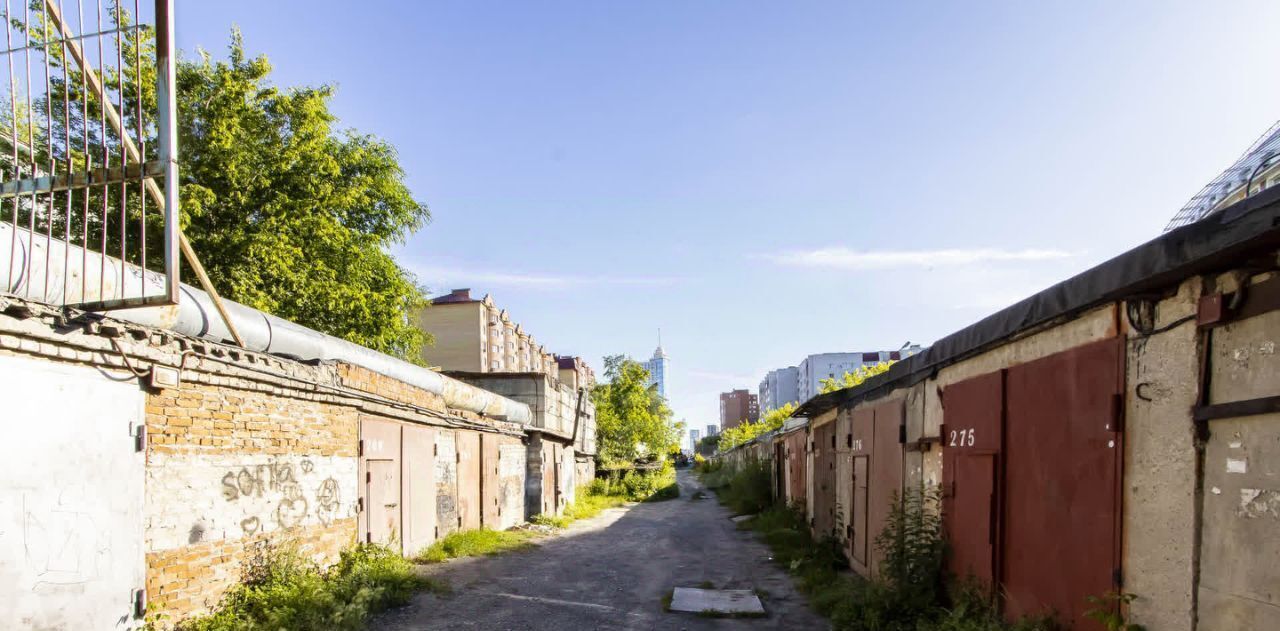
<box><xmin>481</xmin><ymin>434</ymin><xmax>501</xmax><ymax>528</ymax></box>
<box><xmin>1004</xmin><ymin>337</ymin><xmax>1122</xmax><ymax>628</ymax></box>
<box><xmin>868</xmin><ymin>399</ymin><xmax>905</xmax><ymax>577</ymax></box>
<box><xmin>942</xmin><ymin>370</ymin><xmax>1004</xmax><ymax>586</ymax></box>
<box><xmin>402</xmin><ymin>425</ymin><xmax>436</xmax><ymax>555</ymax></box>
<box><xmin>850</xmin><ymin>407</ymin><xmax>874</xmax><ymax>572</ymax></box>
<box><xmin>360</xmin><ymin>418</ymin><xmax>402</xmax><ymax>546</ymax></box>
<box><xmin>812</xmin><ymin>421</ymin><xmax>837</xmax><ymax>539</ymax></box>
<box><xmin>456</xmin><ymin>431</ymin><xmax>482</xmax><ymax>531</ymax></box>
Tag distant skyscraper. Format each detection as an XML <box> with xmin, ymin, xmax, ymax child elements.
<box><xmin>641</xmin><ymin>330</ymin><xmax>669</xmax><ymax>400</ymax></box>
<box><xmin>690</xmin><ymin>428</ymin><xmax>702</xmax><ymax>450</ymax></box>
<box><xmin>706</xmin><ymin>424</ymin><xmax>719</xmax><ymax>437</ymax></box>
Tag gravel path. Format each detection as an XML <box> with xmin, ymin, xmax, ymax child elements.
<box><xmin>372</xmin><ymin>469</ymin><xmax>828</xmax><ymax>630</ymax></box>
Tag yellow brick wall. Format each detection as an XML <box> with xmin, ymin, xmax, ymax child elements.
<box><xmin>145</xmin><ymin>518</ymin><xmax>356</xmax><ymax>621</ymax></box>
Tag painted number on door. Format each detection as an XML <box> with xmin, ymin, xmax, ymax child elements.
<box><xmin>949</xmin><ymin>428</ymin><xmax>976</xmax><ymax>447</ymax></box>
<box><xmin>851</xmin><ymin>439</ymin><xmax>864</xmax><ymax>451</ymax></box>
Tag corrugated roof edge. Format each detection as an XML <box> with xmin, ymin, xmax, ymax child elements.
<box><xmin>794</xmin><ymin>185</ymin><xmax>1280</xmax><ymax>419</ymax></box>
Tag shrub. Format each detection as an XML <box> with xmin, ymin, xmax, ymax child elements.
<box><xmin>593</xmin><ymin>462</ymin><xmax>678</xmax><ymax>502</ymax></box>
<box><xmin>737</xmin><ymin>486</ymin><xmax>1056</xmax><ymax>631</ymax></box>
<box><xmin>720</xmin><ymin>461</ymin><xmax>773</xmax><ymax>515</ymax></box>
<box><xmin>180</xmin><ymin>542</ymin><xmax>432</xmax><ymax>631</ymax></box>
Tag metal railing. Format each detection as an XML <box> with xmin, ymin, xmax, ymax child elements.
<box><xmin>0</xmin><ymin>0</ymin><xmax>178</xmax><ymax>310</ymax></box>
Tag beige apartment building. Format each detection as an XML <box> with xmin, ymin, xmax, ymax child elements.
<box><xmin>417</xmin><ymin>288</ymin><xmax>592</xmax><ymax>385</ymax></box>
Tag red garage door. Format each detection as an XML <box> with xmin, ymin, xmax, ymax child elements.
<box><xmin>942</xmin><ymin>370</ymin><xmax>1005</xmax><ymax>586</ymax></box>
<box><xmin>812</xmin><ymin>421</ymin><xmax>837</xmax><ymax>539</ymax></box>
<box><xmin>1003</xmin><ymin>337</ymin><xmax>1122</xmax><ymax>629</ymax></box>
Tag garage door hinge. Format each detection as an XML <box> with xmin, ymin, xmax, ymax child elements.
<box><xmin>358</xmin><ymin>439</ymin><xmax>364</xmax><ymax>456</ymax></box>
<box><xmin>1109</xmin><ymin>394</ymin><xmax>1125</xmax><ymax>433</ymax></box>
<box><xmin>134</xmin><ymin>426</ymin><xmax>147</xmax><ymax>453</ymax></box>
<box><xmin>357</xmin><ymin>497</ymin><xmax>364</xmax><ymax>512</ymax></box>
<box><xmin>1113</xmin><ymin>567</ymin><xmax>1123</xmax><ymax>587</ymax></box>
<box><xmin>366</xmin><ymin>471</ymin><xmax>372</xmax><ymax>483</ymax></box>
<box><xmin>133</xmin><ymin>587</ymin><xmax>146</xmax><ymax>618</ymax></box>
<box><xmin>456</xmin><ymin>452</ymin><xmax>461</xmax><ymax>464</ymax></box>
<box><xmin>433</xmin><ymin>443</ymin><xmax>438</xmax><ymax>456</ymax></box>
<box><xmin>898</xmin><ymin>424</ymin><xmax>906</xmax><ymax>444</ymax></box>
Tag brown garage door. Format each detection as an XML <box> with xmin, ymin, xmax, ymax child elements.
<box><xmin>849</xmin><ymin>407</ymin><xmax>874</xmax><ymax>572</ymax></box>
<box><xmin>1003</xmin><ymin>337</ymin><xmax>1122</xmax><ymax>628</ymax></box>
<box><xmin>455</xmin><ymin>431</ymin><xmax>482</xmax><ymax>531</ymax></box>
<box><xmin>812</xmin><ymin>421</ymin><xmax>837</xmax><ymax>539</ymax></box>
<box><xmin>481</xmin><ymin>433</ymin><xmax>501</xmax><ymax>528</ymax></box>
<box><xmin>402</xmin><ymin>425</ymin><xmax>436</xmax><ymax>555</ymax></box>
<box><xmin>942</xmin><ymin>370</ymin><xmax>1005</xmax><ymax>586</ymax></box>
<box><xmin>786</xmin><ymin>431</ymin><xmax>807</xmax><ymax>509</ymax></box>
<box><xmin>360</xmin><ymin>418</ymin><xmax>402</xmax><ymax>546</ymax></box>
<box><xmin>868</xmin><ymin>399</ymin><xmax>905</xmax><ymax>577</ymax></box>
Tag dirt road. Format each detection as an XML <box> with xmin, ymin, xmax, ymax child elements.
<box><xmin>374</xmin><ymin>469</ymin><xmax>827</xmax><ymax>630</ymax></box>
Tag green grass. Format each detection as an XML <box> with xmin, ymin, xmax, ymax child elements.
<box><xmin>414</xmin><ymin>528</ymin><xmax>540</xmax><ymax>564</ymax></box>
<box><xmin>176</xmin><ymin>542</ymin><xmax>440</xmax><ymax>631</ymax></box>
<box><xmin>534</xmin><ymin>464</ymin><xmax>680</xmax><ymax>531</ymax></box>
<box><xmin>739</xmin><ymin>507</ymin><xmax>1060</xmax><ymax>631</ymax></box>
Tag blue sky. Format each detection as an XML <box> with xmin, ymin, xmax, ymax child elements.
<box><xmin>176</xmin><ymin>1</ymin><xmax>1280</xmax><ymax>428</ymax></box>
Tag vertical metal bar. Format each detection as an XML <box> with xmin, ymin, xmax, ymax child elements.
<box><xmin>23</xmin><ymin>0</ymin><xmax>35</xmax><ymax>298</ymax></box>
<box><xmin>113</xmin><ymin>0</ymin><xmax>124</xmax><ymax>297</ymax></box>
<box><xmin>134</xmin><ymin>0</ymin><xmax>143</xmax><ymax>290</ymax></box>
<box><xmin>60</xmin><ymin>0</ymin><xmax>71</xmax><ymax>302</ymax></box>
<box><xmin>5</xmin><ymin>0</ymin><xmax>19</xmax><ymax>292</ymax></box>
<box><xmin>154</xmin><ymin>0</ymin><xmax>176</xmax><ymax>303</ymax></box>
<box><xmin>78</xmin><ymin>0</ymin><xmax>87</xmax><ymax>301</ymax></box>
<box><xmin>96</xmin><ymin>0</ymin><xmax>106</xmax><ymax>299</ymax></box>
<box><xmin>41</xmin><ymin>0</ymin><xmax>54</xmax><ymax>300</ymax></box>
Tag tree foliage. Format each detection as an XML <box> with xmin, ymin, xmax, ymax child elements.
<box><xmin>178</xmin><ymin>32</ymin><xmax>431</xmax><ymax>359</ymax></box>
<box><xmin>591</xmin><ymin>355</ymin><xmax>679</xmax><ymax>467</ymax></box>
<box><xmin>819</xmin><ymin>362</ymin><xmax>894</xmax><ymax>394</ymax></box>
<box><xmin>3</xmin><ymin>17</ymin><xmax>431</xmax><ymax>361</ymax></box>
<box><xmin>717</xmin><ymin>402</ymin><xmax>797</xmax><ymax>452</ymax></box>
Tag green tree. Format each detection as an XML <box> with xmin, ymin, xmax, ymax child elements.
<box><xmin>6</xmin><ymin>17</ymin><xmax>431</xmax><ymax>361</ymax></box>
<box><xmin>717</xmin><ymin>402</ymin><xmax>797</xmax><ymax>452</ymax></box>
<box><xmin>177</xmin><ymin>32</ymin><xmax>431</xmax><ymax>359</ymax></box>
<box><xmin>819</xmin><ymin>362</ymin><xmax>894</xmax><ymax>394</ymax></box>
<box><xmin>591</xmin><ymin>355</ymin><xmax>679</xmax><ymax>467</ymax></box>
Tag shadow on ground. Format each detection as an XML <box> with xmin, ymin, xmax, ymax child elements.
<box><xmin>372</xmin><ymin>469</ymin><xmax>828</xmax><ymax>630</ymax></box>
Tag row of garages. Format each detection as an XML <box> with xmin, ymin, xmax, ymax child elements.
<box><xmin>357</xmin><ymin>369</ymin><xmax>598</xmax><ymax>555</ymax></box>
<box><xmin>725</xmin><ymin>187</ymin><xmax>1280</xmax><ymax>631</ymax></box>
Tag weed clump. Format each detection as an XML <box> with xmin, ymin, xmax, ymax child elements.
<box><xmin>414</xmin><ymin>529</ymin><xmax>539</xmax><ymax>564</ymax></box>
<box><xmin>179</xmin><ymin>542</ymin><xmax>435</xmax><ymax>631</ymax></box>
<box><xmin>738</xmin><ymin>487</ymin><xmax>1057</xmax><ymax>631</ymax></box>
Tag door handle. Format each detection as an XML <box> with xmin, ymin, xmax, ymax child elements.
<box><xmin>385</xmin><ymin>503</ymin><xmax>399</xmax><ymax>509</ymax></box>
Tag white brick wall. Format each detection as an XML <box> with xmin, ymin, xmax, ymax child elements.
<box><xmin>145</xmin><ymin>453</ymin><xmax>357</xmax><ymax>552</ymax></box>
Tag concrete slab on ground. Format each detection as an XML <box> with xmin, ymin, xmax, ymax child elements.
<box><xmin>669</xmin><ymin>587</ymin><xmax>765</xmax><ymax>614</ymax></box>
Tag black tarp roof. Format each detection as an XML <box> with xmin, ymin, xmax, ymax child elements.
<box><xmin>793</xmin><ymin>185</ymin><xmax>1280</xmax><ymax>420</ymax></box>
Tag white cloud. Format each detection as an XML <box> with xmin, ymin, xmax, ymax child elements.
<box><xmin>763</xmin><ymin>247</ymin><xmax>1075</xmax><ymax>270</ymax></box>
<box><xmin>410</xmin><ymin>264</ymin><xmax>679</xmax><ymax>290</ymax></box>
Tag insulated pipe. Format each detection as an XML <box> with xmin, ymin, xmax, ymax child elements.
<box><xmin>0</xmin><ymin>222</ymin><xmax>532</xmax><ymax>424</ymax></box>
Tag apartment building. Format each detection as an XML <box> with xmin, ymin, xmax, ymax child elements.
<box><xmin>719</xmin><ymin>389</ymin><xmax>759</xmax><ymax>430</ymax></box>
<box><xmin>795</xmin><ymin>346</ymin><xmax>923</xmax><ymax>403</ymax></box>
<box><xmin>758</xmin><ymin>366</ymin><xmax>800</xmax><ymax>413</ymax></box>
<box><xmin>416</xmin><ymin>288</ymin><xmax>561</xmax><ymax>374</ymax></box>
<box><xmin>556</xmin><ymin>355</ymin><xmax>597</xmax><ymax>391</ymax></box>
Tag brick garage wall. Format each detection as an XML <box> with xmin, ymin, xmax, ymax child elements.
<box><xmin>144</xmin><ymin>382</ymin><xmax>362</xmax><ymax>621</ymax></box>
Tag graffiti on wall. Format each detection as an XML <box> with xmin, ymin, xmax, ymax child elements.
<box><xmin>217</xmin><ymin>458</ymin><xmax>341</xmax><ymax>533</ymax></box>
<box><xmin>142</xmin><ymin>453</ymin><xmax>356</xmax><ymax>550</ymax></box>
